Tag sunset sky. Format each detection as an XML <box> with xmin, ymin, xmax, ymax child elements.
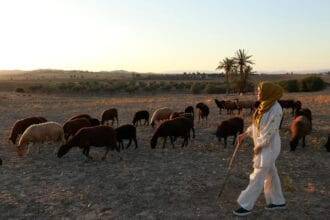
<box><xmin>0</xmin><ymin>0</ymin><xmax>329</xmax><ymax>73</ymax></box>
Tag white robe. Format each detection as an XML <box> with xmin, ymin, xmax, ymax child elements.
<box><xmin>237</xmin><ymin>101</ymin><xmax>286</xmax><ymax>210</ymax></box>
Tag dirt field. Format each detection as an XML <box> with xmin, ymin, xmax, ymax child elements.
<box><xmin>0</xmin><ymin>90</ymin><xmax>329</xmax><ymax>219</ymax></box>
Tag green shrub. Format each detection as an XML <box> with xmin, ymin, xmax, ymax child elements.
<box><xmin>204</xmin><ymin>83</ymin><xmax>226</xmax><ymax>94</ymax></box>
<box><xmin>190</xmin><ymin>82</ymin><xmax>205</xmax><ymax>94</ymax></box>
<box><xmin>278</xmin><ymin>80</ymin><xmax>300</xmax><ymax>92</ymax></box>
<box><xmin>300</xmin><ymin>76</ymin><xmax>326</xmax><ymax>92</ymax></box>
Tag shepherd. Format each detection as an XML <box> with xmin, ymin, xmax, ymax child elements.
<box><xmin>233</xmin><ymin>82</ymin><xmax>286</xmax><ymax>216</ymax></box>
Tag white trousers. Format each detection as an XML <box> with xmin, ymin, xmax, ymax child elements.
<box><xmin>237</xmin><ymin>163</ymin><xmax>285</xmax><ymax>210</ymax></box>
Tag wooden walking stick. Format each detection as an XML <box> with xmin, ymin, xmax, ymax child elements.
<box><xmin>217</xmin><ymin>141</ymin><xmax>241</xmax><ymax>199</ymax></box>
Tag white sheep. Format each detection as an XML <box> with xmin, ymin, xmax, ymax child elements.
<box><xmin>17</xmin><ymin>122</ymin><xmax>65</xmax><ymax>156</ymax></box>
<box><xmin>150</xmin><ymin>107</ymin><xmax>173</xmax><ymax>128</ymax></box>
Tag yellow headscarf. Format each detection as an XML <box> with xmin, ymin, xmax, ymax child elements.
<box><xmin>253</xmin><ymin>81</ymin><xmax>283</xmax><ymax>129</ymax></box>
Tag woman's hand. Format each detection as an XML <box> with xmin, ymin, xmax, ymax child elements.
<box><xmin>237</xmin><ymin>132</ymin><xmax>248</xmax><ymax>145</ymax></box>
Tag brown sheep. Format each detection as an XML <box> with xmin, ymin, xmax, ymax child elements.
<box><xmin>9</xmin><ymin>116</ymin><xmax>47</xmax><ymax>144</ymax></box>
<box><xmin>132</xmin><ymin>110</ymin><xmax>149</xmax><ymax>126</ymax></box>
<box><xmin>150</xmin><ymin>117</ymin><xmax>191</xmax><ymax>149</ymax></box>
<box><xmin>236</xmin><ymin>100</ymin><xmax>255</xmax><ymax>114</ymax></box>
<box><xmin>17</xmin><ymin>122</ymin><xmax>64</xmax><ymax>156</ymax></box>
<box><xmin>224</xmin><ymin>100</ymin><xmax>238</xmax><ymax>115</ymax></box>
<box><xmin>214</xmin><ymin>99</ymin><xmax>225</xmax><ymax>114</ymax></box>
<box><xmin>68</xmin><ymin>114</ymin><xmax>92</xmax><ymax>121</ymax></box>
<box><xmin>169</xmin><ymin>112</ymin><xmax>185</xmax><ymax>119</ymax></box>
<box><xmin>57</xmin><ymin>125</ymin><xmax>119</xmax><ymax>160</ymax></box>
<box><xmin>63</xmin><ymin>118</ymin><xmax>93</xmax><ymax>140</ymax></box>
<box><xmin>215</xmin><ymin>117</ymin><xmax>244</xmax><ymax>148</ymax></box>
<box><xmin>290</xmin><ymin>115</ymin><xmax>312</xmax><ymax>151</ymax></box>
<box><xmin>101</xmin><ymin>108</ymin><xmax>118</xmax><ymax>126</ymax></box>
<box><xmin>196</xmin><ymin>103</ymin><xmax>209</xmax><ymax>123</ymax></box>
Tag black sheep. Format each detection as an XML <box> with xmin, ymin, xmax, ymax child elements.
<box><xmin>184</xmin><ymin>106</ymin><xmax>194</xmax><ymax>119</ymax></box>
<box><xmin>216</xmin><ymin>117</ymin><xmax>244</xmax><ymax>148</ymax></box>
<box><xmin>132</xmin><ymin>110</ymin><xmax>149</xmax><ymax>126</ymax></box>
<box><xmin>115</xmin><ymin>124</ymin><xmax>138</xmax><ymax>149</ymax></box>
<box><xmin>57</xmin><ymin>125</ymin><xmax>119</xmax><ymax>160</ymax></box>
<box><xmin>214</xmin><ymin>99</ymin><xmax>225</xmax><ymax>114</ymax></box>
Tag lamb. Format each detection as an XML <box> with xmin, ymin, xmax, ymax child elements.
<box><xmin>115</xmin><ymin>124</ymin><xmax>138</xmax><ymax>149</ymax></box>
<box><xmin>132</xmin><ymin>110</ymin><xmax>149</xmax><ymax>126</ymax></box>
<box><xmin>184</xmin><ymin>106</ymin><xmax>194</xmax><ymax>120</ymax></box>
<box><xmin>150</xmin><ymin>117</ymin><xmax>191</xmax><ymax>148</ymax></box>
<box><xmin>215</xmin><ymin>117</ymin><xmax>244</xmax><ymax>148</ymax></box>
<box><xmin>101</xmin><ymin>108</ymin><xmax>119</xmax><ymax>126</ymax></box>
<box><xmin>150</xmin><ymin>107</ymin><xmax>173</xmax><ymax>128</ymax></box>
<box><xmin>325</xmin><ymin>134</ymin><xmax>330</xmax><ymax>152</ymax></box>
<box><xmin>196</xmin><ymin>103</ymin><xmax>209</xmax><ymax>123</ymax></box>
<box><xmin>9</xmin><ymin>116</ymin><xmax>47</xmax><ymax>144</ymax></box>
<box><xmin>63</xmin><ymin>118</ymin><xmax>93</xmax><ymax>140</ymax></box>
<box><xmin>57</xmin><ymin>125</ymin><xmax>119</xmax><ymax>160</ymax></box>
<box><xmin>17</xmin><ymin>122</ymin><xmax>64</xmax><ymax>157</ymax></box>
<box><xmin>214</xmin><ymin>99</ymin><xmax>225</xmax><ymax>114</ymax></box>
<box><xmin>289</xmin><ymin>115</ymin><xmax>312</xmax><ymax>151</ymax></box>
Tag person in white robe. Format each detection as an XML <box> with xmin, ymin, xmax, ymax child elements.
<box><xmin>233</xmin><ymin>82</ymin><xmax>286</xmax><ymax>216</ymax></box>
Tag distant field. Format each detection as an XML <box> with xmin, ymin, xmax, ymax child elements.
<box><xmin>0</xmin><ymin>90</ymin><xmax>329</xmax><ymax>218</ymax></box>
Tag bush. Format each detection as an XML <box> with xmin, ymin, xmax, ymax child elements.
<box><xmin>300</xmin><ymin>76</ymin><xmax>326</xmax><ymax>92</ymax></box>
<box><xmin>278</xmin><ymin>80</ymin><xmax>300</xmax><ymax>92</ymax></box>
<box><xmin>204</xmin><ymin>83</ymin><xmax>226</xmax><ymax>94</ymax></box>
<box><xmin>15</xmin><ymin>88</ymin><xmax>25</xmax><ymax>93</ymax></box>
<box><xmin>190</xmin><ymin>82</ymin><xmax>205</xmax><ymax>94</ymax></box>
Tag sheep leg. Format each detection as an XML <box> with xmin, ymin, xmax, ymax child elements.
<box><xmin>192</xmin><ymin>127</ymin><xmax>195</xmax><ymax>138</ymax></box>
<box><xmin>126</xmin><ymin>139</ymin><xmax>132</xmax><ymax>149</ymax></box>
<box><xmin>162</xmin><ymin>137</ymin><xmax>167</xmax><ymax>148</ymax></box>
<box><xmin>170</xmin><ymin>137</ymin><xmax>175</xmax><ymax>148</ymax></box>
<box><xmin>232</xmin><ymin>135</ymin><xmax>236</xmax><ymax>145</ymax></box>
<box><xmin>224</xmin><ymin>137</ymin><xmax>227</xmax><ymax>148</ymax></box>
<box><xmin>83</xmin><ymin>147</ymin><xmax>92</xmax><ymax>160</ymax></box>
<box><xmin>302</xmin><ymin>136</ymin><xmax>306</xmax><ymax>148</ymax></box>
<box><xmin>133</xmin><ymin>138</ymin><xmax>138</xmax><ymax>149</ymax></box>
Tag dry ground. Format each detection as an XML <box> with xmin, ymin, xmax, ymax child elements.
<box><xmin>0</xmin><ymin>91</ymin><xmax>329</xmax><ymax>219</ymax></box>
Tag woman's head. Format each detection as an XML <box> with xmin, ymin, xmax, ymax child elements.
<box><xmin>257</xmin><ymin>81</ymin><xmax>283</xmax><ymax>102</ymax></box>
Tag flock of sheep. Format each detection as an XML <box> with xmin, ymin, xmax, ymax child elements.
<box><xmin>4</xmin><ymin>98</ymin><xmax>330</xmax><ymax>164</ymax></box>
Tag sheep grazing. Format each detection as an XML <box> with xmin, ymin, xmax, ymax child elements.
<box><xmin>196</xmin><ymin>103</ymin><xmax>210</xmax><ymax>123</ymax></box>
<box><xmin>214</xmin><ymin>99</ymin><xmax>225</xmax><ymax>114</ymax></box>
<box><xmin>63</xmin><ymin>118</ymin><xmax>93</xmax><ymax>140</ymax></box>
<box><xmin>216</xmin><ymin>117</ymin><xmax>244</xmax><ymax>148</ymax></box>
<box><xmin>17</xmin><ymin>122</ymin><xmax>64</xmax><ymax>157</ymax></box>
<box><xmin>115</xmin><ymin>124</ymin><xmax>138</xmax><ymax>149</ymax></box>
<box><xmin>101</xmin><ymin>108</ymin><xmax>119</xmax><ymax>126</ymax></box>
<box><xmin>236</xmin><ymin>100</ymin><xmax>255</xmax><ymax>114</ymax></box>
<box><xmin>224</xmin><ymin>100</ymin><xmax>238</xmax><ymax>115</ymax></box>
<box><xmin>9</xmin><ymin>116</ymin><xmax>47</xmax><ymax>144</ymax></box>
<box><xmin>150</xmin><ymin>117</ymin><xmax>191</xmax><ymax>149</ymax></box>
<box><xmin>184</xmin><ymin>106</ymin><xmax>194</xmax><ymax>119</ymax></box>
<box><xmin>132</xmin><ymin>110</ymin><xmax>149</xmax><ymax>126</ymax></box>
<box><xmin>170</xmin><ymin>112</ymin><xmax>185</xmax><ymax>119</ymax></box>
<box><xmin>150</xmin><ymin>107</ymin><xmax>173</xmax><ymax>128</ymax></box>
<box><xmin>290</xmin><ymin>115</ymin><xmax>312</xmax><ymax>151</ymax></box>
<box><xmin>279</xmin><ymin>100</ymin><xmax>302</xmax><ymax>115</ymax></box>
<box><xmin>57</xmin><ymin>125</ymin><xmax>119</xmax><ymax>160</ymax></box>
<box><xmin>68</xmin><ymin>114</ymin><xmax>92</xmax><ymax>121</ymax></box>
<box><xmin>325</xmin><ymin>134</ymin><xmax>330</xmax><ymax>152</ymax></box>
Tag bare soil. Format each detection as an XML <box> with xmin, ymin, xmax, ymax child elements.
<box><xmin>0</xmin><ymin>91</ymin><xmax>329</xmax><ymax>219</ymax></box>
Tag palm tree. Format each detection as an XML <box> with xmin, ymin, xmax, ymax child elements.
<box><xmin>216</xmin><ymin>57</ymin><xmax>236</xmax><ymax>94</ymax></box>
<box><xmin>233</xmin><ymin>49</ymin><xmax>254</xmax><ymax>93</ymax></box>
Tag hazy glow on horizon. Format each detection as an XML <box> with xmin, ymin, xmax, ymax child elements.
<box><xmin>0</xmin><ymin>0</ymin><xmax>329</xmax><ymax>73</ymax></box>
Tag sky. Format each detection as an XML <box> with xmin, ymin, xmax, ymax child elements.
<box><xmin>0</xmin><ymin>0</ymin><xmax>329</xmax><ymax>73</ymax></box>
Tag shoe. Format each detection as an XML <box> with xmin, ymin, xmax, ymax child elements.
<box><xmin>233</xmin><ymin>207</ymin><xmax>251</xmax><ymax>216</ymax></box>
<box><xmin>265</xmin><ymin>203</ymin><xmax>287</xmax><ymax>210</ymax></box>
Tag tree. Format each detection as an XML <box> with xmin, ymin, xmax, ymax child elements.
<box><xmin>233</xmin><ymin>49</ymin><xmax>254</xmax><ymax>93</ymax></box>
<box><xmin>216</xmin><ymin>57</ymin><xmax>236</xmax><ymax>94</ymax></box>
